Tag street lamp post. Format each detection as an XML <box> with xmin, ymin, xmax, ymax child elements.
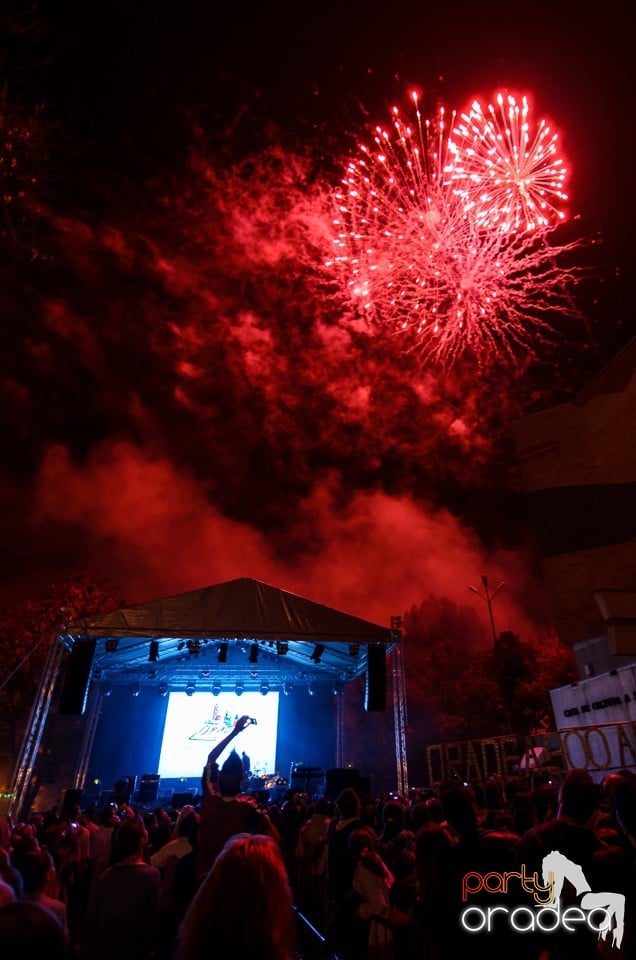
<box><xmin>469</xmin><ymin>574</ymin><xmax>506</xmax><ymax>645</ymax></box>
<box><xmin>470</xmin><ymin>574</ymin><xmax>510</xmax><ymax>732</ymax></box>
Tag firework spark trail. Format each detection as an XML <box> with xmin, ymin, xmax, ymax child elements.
<box><xmin>447</xmin><ymin>93</ymin><xmax>569</xmax><ymax>234</ymax></box>
<box><xmin>324</xmin><ymin>90</ymin><xmax>588</xmax><ymax>367</ymax></box>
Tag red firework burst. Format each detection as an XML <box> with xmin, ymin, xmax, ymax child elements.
<box><xmin>447</xmin><ymin>92</ymin><xmax>569</xmax><ymax>234</ymax></box>
<box><xmin>323</xmin><ymin>90</ymin><xmax>588</xmax><ymax>367</ymax></box>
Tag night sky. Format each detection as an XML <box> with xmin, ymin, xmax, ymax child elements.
<box><xmin>1</xmin><ymin>1</ymin><xmax>634</xmax><ymax>639</ymax></box>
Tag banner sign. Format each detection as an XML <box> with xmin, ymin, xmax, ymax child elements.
<box><xmin>549</xmin><ymin>664</ymin><xmax>636</xmax><ymax>727</ymax></box>
<box><xmin>426</xmin><ymin>722</ymin><xmax>636</xmax><ymax>787</ymax></box>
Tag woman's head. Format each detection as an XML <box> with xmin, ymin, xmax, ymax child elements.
<box><xmin>110</xmin><ymin>816</ymin><xmax>148</xmax><ymax>863</ymax></box>
<box><xmin>336</xmin><ymin>788</ymin><xmax>360</xmax><ymax>821</ymax></box>
<box><xmin>175</xmin><ymin>833</ymin><xmax>294</xmax><ymax>960</ymax></box>
<box><xmin>349</xmin><ymin>827</ymin><xmax>376</xmax><ymax>861</ymax></box>
<box><xmin>415</xmin><ymin>824</ymin><xmax>455</xmax><ymax>894</ymax></box>
<box><xmin>0</xmin><ymin>901</ymin><xmax>68</xmax><ymax>960</ymax></box>
<box><xmin>381</xmin><ymin>800</ymin><xmax>404</xmax><ymax>835</ymax></box>
<box><xmin>19</xmin><ymin>848</ymin><xmax>55</xmax><ymax>896</ymax></box>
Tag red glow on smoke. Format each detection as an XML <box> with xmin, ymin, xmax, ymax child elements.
<box><xmin>29</xmin><ymin>441</ymin><xmax>546</xmax><ymax>640</ymax></box>
<box><xmin>1</xmin><ymin>119</ymin><xmax>579</xmax><ymax>643</ymax></box>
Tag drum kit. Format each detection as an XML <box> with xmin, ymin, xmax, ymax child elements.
<box><xmin>245</xmin><ymin>770</ymin><xmax>288</xmax><ymax>802</ymax></box>
<box><xmin>247</xmin><ymin>771</ymin><xmax>278</xmax><ymax>789</ymax></box>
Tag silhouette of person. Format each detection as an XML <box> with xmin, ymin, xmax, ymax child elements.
<box><xmin>196</xmin><ymin>717</ymin><xmax>279</xmax><ymax>881</ymax></box>
<box><xmin>174</xmin><ymin>833</ymin><xmax>295</xmax><ymax>960</ymax></box>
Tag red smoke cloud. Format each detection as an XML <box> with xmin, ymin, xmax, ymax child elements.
<box><xmin>1</xmin><ymin>125</ymin><xmax>568</xmax><ymax>644</ymax></box>
<box><xmin>30</xmin><ymin>440</ymin><xmax>549</xmax><ymax>641</ymax></box>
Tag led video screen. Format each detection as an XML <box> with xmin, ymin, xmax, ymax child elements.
<box><xmin>157</xmin><ymin>691</ymin><xmax>280</xmax><ymax>779</ymax></box>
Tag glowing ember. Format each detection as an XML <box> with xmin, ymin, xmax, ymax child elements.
<box><xmin>0</xmin><ymin>99</ymin><xmax>45</xmax><ymax>258</ymax></box>
<box><xmin>324</xmin><ymin>90</ymin><xmax>587</xmax><ymax>367</ymax></box>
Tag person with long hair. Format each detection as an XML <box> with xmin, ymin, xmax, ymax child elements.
<box><xmin>349</xmin><ymin>826</ymin><xmax>395</xmax><ymax>960</ymax></box>
<box><xmin>0</xmin><ymin>901</ymin><xmax>69</xmax><ymax>960</ymax></box>
<box><xmin>174</xmin><ymin>833</ymin><xmax>295</xmax><ymax>960</ymax></box>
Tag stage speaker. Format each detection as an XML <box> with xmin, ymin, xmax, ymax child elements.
<box><xmin>325</xmin><ymin>767</ymin><xmax>359</xmax><ymax>801</ymax></box>
<box><xmin>138</xmin><ymin>774</ymin><xmax>160</xmax><ymax>805</ymax></box>
<box><xmin>113</xmin><ymin>775</ymin><xmax>136</xmax><ymax>806</ymax></box>
<box><xmin>356</xmin><ymin>775</ymin><xmax>371</xmax><ymax>797</ymax></box>
<box><xmin>364</xmin><ymin>643</ymin><xmax>386</xmax><ymax>711</ymax></box>
<box><xmin>171</xmin><ymin>791</ymin><xmax>195</xmax><ymax>808</ymax></box>
<box><xmin>60</xmin><ymin>788</ymin><xmax>83</xmax><ymax>819</ymax></box>
<box><xmin>58</xmin><ymin>639</ymin><xmax>96</xmax><ymax>715</ymax></box>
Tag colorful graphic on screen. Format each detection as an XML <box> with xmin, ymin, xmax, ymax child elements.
<box><xmin>157</xmin><ymin>691</ymin><xmax>280</xmax><ymax>779</ymax></box>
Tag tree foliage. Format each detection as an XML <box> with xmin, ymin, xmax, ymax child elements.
<box><xmin>402</xmin><ymin>596</ymin><xmax>577</xmax><ymax>747</ymax></box>
<box><xmin>0</xmin><ymin>574</ymin><xmax>122</xmax><ymax>772</ymax></box>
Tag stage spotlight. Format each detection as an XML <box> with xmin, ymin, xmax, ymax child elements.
<box><xmin>187</xmin><ymin>639</ymin><xmax>201</xmax><ymax>655</ymax></box>
<box><xmin>105</xmin><ymin>638</ymin><xmax>119</xmax><ymax>653</ymax></box>
<box><xmin>131</xmin><ymin>683</ymin><xmax>140</xmax><ymax>697</ymax></box>
<box><xmin>249</xmin><ymin>643</ymin><xmax>259</xmax><ymax>664</ymax></box>
<box><xmin>212</xmin><ymin>682</ymin><xmax>221</xmax><ymax>696</ymax></box>
<box><xmin>310</xmin><ymin>644</ymin><xmax>325</xmax><ymax>663</ymax></box>
<box><xmin>276</xmin><ymin>641</ymin><xmax>289</xmax><ymax>656</ymax></box>
<box><xmin>149</xmin><ymin>640</ymin><xmax>159</xmax><ymax>662</ymax></box>
<box><xmin>260</xmin><ymin>681</ymin><xmax>269</xmax><ymax>696</ymax></box>
<box><xmin>348</xmin><ymin>644</ymin><xmax>360</xmax><ymax>657</ymax></box>
<box><xmin>102</xmin><ymin>682</ymin><xmax>112</xmax><ymax>698</ymax></box>
<box><xmin>186</xmin><ymin>682</ymin><xmax>196</xmax><ymax>696</ymax></box>
<box><xmin>158</xmin><ymin>682</ymin><xmax>168</xmax><ymax>697</ymax></box>
<box><xmin>218</xmin><ymin>642</ymin><xmax>228</xmax><ymax>663</ymax></box>
<box><xmin>235</xmin><ymin>682</ymin><xmax>244</xmax><ymax>696</ymax></box>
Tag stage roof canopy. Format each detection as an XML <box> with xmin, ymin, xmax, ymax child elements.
<box><xmin>63</xmin><ymin>578</ymin><xmax>398</xmax><ymax>693</ymax></box>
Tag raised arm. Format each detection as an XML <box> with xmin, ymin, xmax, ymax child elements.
<box><xmin>201</xmin><ymin>715</ymin><xmax>252</xmax><ymax>790</ymax></box>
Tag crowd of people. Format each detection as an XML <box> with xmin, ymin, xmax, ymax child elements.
<box><xmin>0</xmin><ymin>714</ymin><xmax>635</xmax><ymax>960</ymax></box>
